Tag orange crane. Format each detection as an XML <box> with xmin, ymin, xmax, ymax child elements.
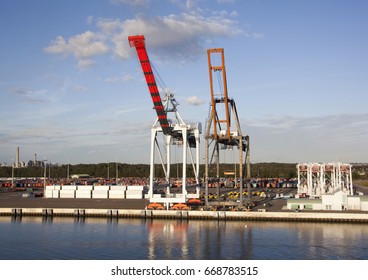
<box><xmin>205</xmin><ymin>48</ymin><xmax>250</xmax><ymax>207</ymax></box>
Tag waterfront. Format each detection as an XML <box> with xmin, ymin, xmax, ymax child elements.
<box><xmin>1</xmin><ymin>216</ymin><xmax>368</xmax><ymax>260</ymax></box>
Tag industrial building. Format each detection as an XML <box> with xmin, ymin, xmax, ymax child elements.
<box><xmin>287</xmin><ymin>193</ymin><xmax>368</xmax><ymax>211</ymax></box>
<box><xmin>9</xmin><ymin>147</ymin><xmax>48</xmax><ymax>168</ymax></box>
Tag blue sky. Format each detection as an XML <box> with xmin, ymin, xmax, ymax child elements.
<box><xmin>1</xmin><ymin>0</ymin><xmax>367</xmax><ymax>165</ymax></box>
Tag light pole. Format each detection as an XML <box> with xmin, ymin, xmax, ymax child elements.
<box><xmin>116</xmin><ymin>162</ymin><xmax>118</xmax><ymax>184</ymax></box>
<box><xmin>11</xmin><ymin>159</ymin><xmax>14</xmax><ymax>188</ymax></box>
<box><xmin>233</xmin><ymin>149</ymin><xmax>237</xmax><ymax>184</ymax></box>
<box><xmin>43</xmin><ymin>159</ymin><xmax>48</xmax><ymax>196</ymax></box>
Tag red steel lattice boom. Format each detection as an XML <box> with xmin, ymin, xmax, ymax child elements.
<box><xmin>128</xmin><ymin>35</ymin><xmax>172</xmax><ymax>135</ymax></box>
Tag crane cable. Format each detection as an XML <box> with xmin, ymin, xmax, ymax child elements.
<box><xmin>150</xmin><ymin>60</ymin><xmax>170</xmax><ymax>98</ymax></box>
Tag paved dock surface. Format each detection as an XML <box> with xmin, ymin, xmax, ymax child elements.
<box><xmin>0</xmin><ymin>192</ymin><xmax>147</xmax><ymax>210</ymax></box>
<box><xmin>2</xmin><ymin>191</ymin><xmax>368</xmax><ymax>222</ymax></box>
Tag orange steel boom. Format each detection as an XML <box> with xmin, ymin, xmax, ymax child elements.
<box><xmin>128</xmin><ymin>35</ymin><xmax>172</xmax><ymax>136</ymax></box>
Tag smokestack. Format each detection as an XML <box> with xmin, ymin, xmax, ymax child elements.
<box><xmin>15</xmin><ymin>146</ymin><xmax>19</xmax><ymax>168</ymax></box>
<box><xmin>34</xmin><ymin>153</ymin><xmax>37</xmax><ymax>165</ymax></box>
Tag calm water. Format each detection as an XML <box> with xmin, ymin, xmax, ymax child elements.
<box><xmin>1</xmin><ymin>216</ymin><xmax>367</xmax><ymax>260</ymax></box>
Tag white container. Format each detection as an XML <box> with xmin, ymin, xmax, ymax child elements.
<box><xmin>108</xmin><ymin>190</ymin><xmax>125</xmax><ymax>199</ymax></box>
<box><xmin>77</xmin><ymin>185</ymin><xmax>94</xmax><ymax>191</ymax></box>
<box><xmin>59</xmin><ymin>190</ymin><xmax>75</xmax><ymax>198</ymax></box>
<box><xmin>76</xmin><ymin>190</ymin><xmax>92</xmax><ymax>198</ymax></box>
<box><xmin>92</xmin><ymin>190</ymin><xmax>108</xmax><ymax>199</ymax></box>
<box><xmin>62</xmin><ymin>185</ymin><xmax>77</xmax><ymax>191</ymax></box>
<box><xmin>45</xmin><ymin>185</ymin><xmax>54</xmax><ymax>190</ymax></box>
<box><xmin>45</xmin><ymin>189</ymin><xmax>53</xmax><ymax>198</ymax></box>
<box><xmin>127</xmin><ymin>185</ymin><xmax>144</xmax><ymax>191</ymax></box>
<box><xmin>110</xmin><ymin>185</ymin><xmax>126</xmax><ymax>191</ymax></box>
<box><xmin>94</xmin><ymin>185</ymin><xmax>110</xmax><ymax>191</ymax></box>
<box><xmin>52</xmin><ymin>190</ymin><xmax>60</xmax><ymax>198</ymax></box>
<box><xmin>126</xmin><ymin>190</ymin><xmax>143</xmax><ymax>195</ymax></box>
<box><xmin>54</xmin><ymin>185</ymin><xmax>61</xmax><ymax>190</ymax></box>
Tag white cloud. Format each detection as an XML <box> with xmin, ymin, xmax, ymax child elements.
<box><xmin>114</xmin><ymin>13</ymin><xmax>240</xmax><ymax>60</ymax></box>
<box><xmin>11</xmin><ymin>88</ymin><xmax>50</xmax><ymax>103</ymax></box>
<box><xmin>185</xmin><ymin>95</ymin><xmax>205</xmax><ymax>105</ymax></box>
<box><xmin>78</xmin><ymin>58</ymin><xmax>96</xmax><ymax>68</ymax></box>
<box><xmin>44</xmin><ymin>31</ymin><xmax>109</xmax><ymax>68</ymax></box>
<box><xmin>45</xmin><ymin>9</ymin><xmax>243</xmax><ymax>66</ymax></box>
<box><xmin>97</xmin><ymin>18</ymin><xmax>122</xmax><ymax>34</ymax></box>
<box><xmin>114</xmin><ymin>107</ymin><xmax>143</xmax><ymax>118</ymax></box>
<box><xmin>184</xmin><ymin>0</ymin><xmax>199</xmax><ymax>9</ymax></box>
<box><xmin>169</xmin><ymin>0</ymin><xmax>201</xmax><ymax>10</ymax></box>
<box><xmin>249</xmin><ymin>114</ymin><xmax>360</xmax><ymax>132</ymax></box>
<box><xmin>246</xmin><ymin>113</ymin><xmax>368</xmax><ymax>162</ymax></box>
<box><xmin>114</xmin><ymin>13</ymin><xmax>242</xmax><ymax>61</ymax></box>
<box><xmin>213</xmin><ymin>10</ymin><xmax>238</xmax><ymax>18</ymax></box>
<box><xmin>230</xmin><ymin>10</ymin><xmax>238</xmax><ymax>17</ymax></box>
<box><xmin>111</xmin><ymin>32</ymin><xmax>132</xmax><ymax>59</ymax></box>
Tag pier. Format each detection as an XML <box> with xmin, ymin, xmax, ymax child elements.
<box><xmin>2</xmin><ymin>207</ymin><xmax>368</xmax><ymax>223</ymax></box>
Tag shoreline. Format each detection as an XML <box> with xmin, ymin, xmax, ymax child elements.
<box><xmin>2</xmin><ymin>207</ymin><xmax>368</xmax><ymax>223</ymax></box>
<box><xmin>2</xmin><ymin>187</ymin><xmax>368</xmax><ymax>223</ymax></box>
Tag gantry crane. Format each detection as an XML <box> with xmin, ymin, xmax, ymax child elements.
<box><xmin>205</xmin><ymin>48</ymin><xmax>250</xmax><ymax>207</ymax></box>
<box><xmin>128</xmin><ymin>35</ymin><xmax>201</xmax><ymax>205</ymax></box>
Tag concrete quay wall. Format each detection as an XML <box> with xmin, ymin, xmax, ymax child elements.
<box><xmin>1</xmin><ymin>207</ymin><xmax>368</xmax><ymax>223</ymax></box>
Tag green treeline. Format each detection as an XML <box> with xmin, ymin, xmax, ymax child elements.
<box><xmin>1</xmin><ymin>162</ymin><xmax>367</xmax><ymax>179</ymax></box>
<box><xmin>0</xmin><ymin>162</ymin><xmax>296</xmax><ymax>179</ymax></box>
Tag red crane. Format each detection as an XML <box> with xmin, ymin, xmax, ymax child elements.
<box><xmin>128</xmin><ymin>35</ymin><xmax>202</xmax><ymax>202</ymax></box>
<box><xmin>128</xmin><ymin>35</ymin><xmax>173</xmax><ymax>136</ymax></box>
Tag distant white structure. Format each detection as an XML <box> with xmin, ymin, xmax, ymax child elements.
<box><xmin>70</xmin><ymin>174</ymin><xmax>90</xmax><ymax>179</ymax></box>
<box><xmin>287</xmin><ymin>162</ymin><xmax>364</xmax><ymax>211</ymax></box>
<box><xmin>297</xmin><ymin>162</ymin><xmax>353</xmax><ymax>198</ymax></box>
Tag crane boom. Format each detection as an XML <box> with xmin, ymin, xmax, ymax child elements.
<box><xmin>128</xmin><ymin>35</ymin><xmax>172</xmax><ymax>136</ymax></box>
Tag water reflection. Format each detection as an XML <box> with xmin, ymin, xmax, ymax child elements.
<box><xmin>147</xmin><ymin>220</ymin><xmax>189</xmax><ymax>259</ymax></box>
<box><xmin>0</xmin><ymin>216</ymin><xmax>368</xmax><ymax>259</ymax></box>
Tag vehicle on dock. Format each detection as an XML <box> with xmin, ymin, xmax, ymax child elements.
<box><xmin>147</xmin><ymin>203</ymin><xmax>164</xmax><ymax>210</ymax></box>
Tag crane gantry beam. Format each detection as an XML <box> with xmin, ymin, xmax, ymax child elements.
<box><xmin>207</xmin><ymin>48</ymin><xmax>231</xmax><ymax>142</ymax></box>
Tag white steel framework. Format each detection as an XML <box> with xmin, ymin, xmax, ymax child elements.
<box><xmin>297</xmin><ymin>162</ymin><xmax>353</xmax><ymax>198</ymax></box>
<box><xmin>148</xmin><ymin>93</ymin><xmax>201</xmax><ymax>204</ymax></box>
